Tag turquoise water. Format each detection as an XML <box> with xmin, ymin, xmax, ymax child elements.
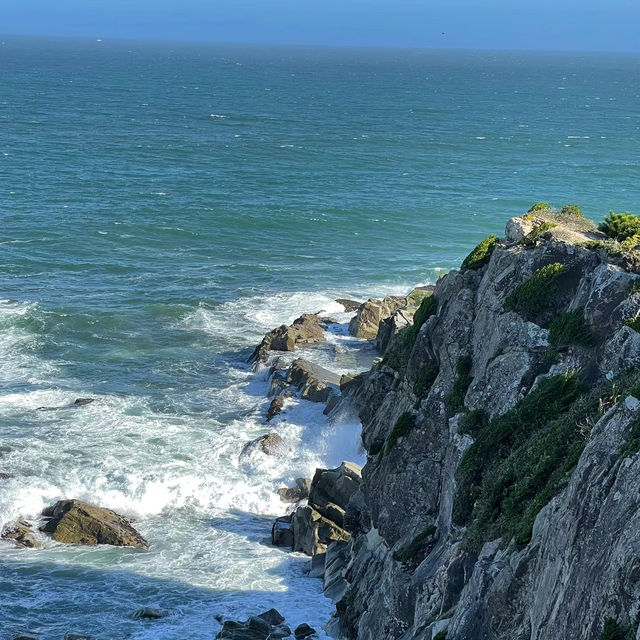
<box><xmin>1</xmin><ymin>36</ymin><xmax>640</xmax><ymax>638</ymax></box>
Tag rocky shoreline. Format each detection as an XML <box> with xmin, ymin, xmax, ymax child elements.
<box><xmin>7</xmin><ymin>206</ymin><xmax>640</xmax><ymax>639</ymax></box>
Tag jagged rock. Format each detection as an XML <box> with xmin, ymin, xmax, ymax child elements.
<box><xmin>40</xmin><ymin>500</ymin><xmax>148</xmax><ymax>549</ymax></box>
<box><xmin>216</xmin><ymin>609</ymin><xmax>289</xmax><ymax>640</ymax></box>
<box><xmin>294</xmin><ymin>623</ymin><xmax>317</xmax><ymax>639</ymax></box>
<box><xmin>375</xmin><ymin>307</ymin><xmax>415</xmax><ymax>354</ymax></box>
<box><xmin>0</xmin><ymin>472</ymin><xmax>14</xmax><ymax>479</ymax></box>
<box><xmin>266</xmin><ymin>395</ymin><xmax>285</xmax><ymax>421</ymax></box>
<box><xmin>308</xmin><ymin>462</ymin><xmax>362</xmax><ymax>526</ymax></box>
<box><xmin>333</xmin><ymin>213</ymin><xmax>640</xmax><ymax>640</ymax></box>
<box><xmin>291</xmin><ymin>505</ymin><xmax>350</xmax><ymax>556</ymax></box>
<box><xmin>348</xmin><ymin>296</ymin><xmax>407</xmax><ymax>339</ymax></box>
<box><xmin>73</xmin><ymin>398</ymin><xmax>94</xmax><ymax>406</ymax></box>
<box><xmin>287</xmin><ymin>359</ymin><xmax>340</xmax><ymax>403</ymax></box>
<box><xmin>277</xmin><ymin>477</ymin><xmax>311</xmax><ymax>503</ymax></box>
<box><xmin>309</xmin><ymin>551</ymin><xmax>327</xmax><ymax>578</ymax></box>
<box><xmin>249</xmin><ymin>314</ymin><xmax>327</xmax><ymax>365</ymax></box>
<box><xmin>272</xmin><ymin>515</ymin><xmax>294</xmax><ymax>547</ymax></box>
<box><xmin>336</xmin><ymin>298</ymin><xmax>362</xmax><ymax>312</ymax></box>
<box><xmin>1</xmin><ymin>520</ymin><xmax>41</xmax><ymax>548</ymax></box>
<box><xmin>240</xmin><ymin>433</ymin><xmax>288</xmax><ymax>457</ymax></box>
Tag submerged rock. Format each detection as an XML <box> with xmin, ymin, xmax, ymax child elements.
<box><xmin>0</xmin><ymin>471</ymin><xmax>14</xmax><ymax>480</ymax></box>
<box><xmin>131</xmin><ymin>607</ymin><xmax>168</xmax><ymax>620</ymax></box>
<box><xmin>36</xmin><ymin>398</ymin><xmax>95</xmax><ymax>411</ymax></box>
<box><xmin>40</xmin><ymin>500</ymin><xmax>148</xmax><ymax>549</ymax></box>
<box><xmin>240</xmin><ymin>432</ymin><xmax>288</xmax><ymax>457</ymax></box>
<box><xmin>1</xmin><ymin>520</ymin><xmax>42</xmax><ymax>548</ymax></box>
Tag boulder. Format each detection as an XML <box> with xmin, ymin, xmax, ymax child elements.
<box><xmin>308</xmin><ymin>462</ymin><xmax>362</xmax><ymax>525</ymax></box>
<box><xmin>40</xmin><ymin>500</ymin><xmax>148</xmax><ymax>549</ymax></box>
<box><xmin>241</xmin><ymin>433</ymin><xmax>288</xmax><ymax>457</ymax></box>
<box><xmin>291</xmin><ymin>505</ymin><xmax>350</xmax><ymax>556</ymax></box>
<box><xmin>266</xmin><ymin>395</ymin><xmax>285</xmax><ymax>422</ymax></box>
<box><xmin>1</xmin><ymin>520</ymin><xmax>41</xmax><ymax>548</ymax></box>
<box><xmin>272</xmin><ymin>515</ymin><xmax>294</xmax><ymax>547</ymax></box>
<box><xmin>348</xmin><ymin>296</ymin><xmax>408</xmax><ymax>339</ymax></box>
<box><xmin>294</xmin><ymin>623</ymin><xmax>317</xmax><ymax>639</ymax></box>
<box><xmin>287</xmin><ymin>359</ymin><xmax>340</xmax><ymax>403</ymax></box>
<box><xmin>335</xmin><ymin>298</ymin><xmax>362</xmax><ymax>312</ymax></box>
<box><xmin>216</xmin><ymin>609</ymin><xmax>289</xmax><ymax>640</ymax></box>
<box><xmin>249</xmin><ymin>314</ymin><xmax>327</xmax><ymax>365</ymax></box>
<box><xmin>277</xmin><ymin>477</ymin><xmax>311</xmax><ymax>503</ymax></box>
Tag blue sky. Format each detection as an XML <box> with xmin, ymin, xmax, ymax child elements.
<box><xmin>2</xmin><ymin>0</ymin><xmax>639</xmax><ymax>52</ymax></box>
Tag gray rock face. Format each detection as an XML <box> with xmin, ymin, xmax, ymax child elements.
<box><xmin>287</xmin><ymin>359</ymin><xmax>341</xmax><ymax>403</ymax></box>
<box><xmin>328</xmin><ymin>215</ymin><xmax>640</xmax><ymax>640</ymax></box>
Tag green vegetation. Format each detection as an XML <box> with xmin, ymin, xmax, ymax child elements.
<box><xmin>453</xmin><ymin>372</ymin><xmax>585</xmax><ymax>546</ymax></box>
<box><xmin>549</xmin><ymin>308</ymin><xmax>595</xmax><ymax>348</ymax></box>
<box><xmin>619</xmin><ymin>414</ymin><xmax>640</xmax><ymax>460</ymax></box>
<box><xmin>599</xmin><ymin>212</ymin><xmax>640</xmax><ymax>241</ymax></box>
<box><xmin>445</xmin><ymin>356</ymin><xmax>473</xmax><ymax>416</ymax></box>
<box><xmin>601</xmin><ymin>618</ymin><xmax>633</xmax><ymax>640</ymax></box>
<box><xmin>628</xmin><ymin>279</ymin><xmax>640</xmax><ymax>295</ymax></box>
<box><xmin>504</xmin><ymin>262</ymin><xmax>566</xmax><ymax>321</ymax></box>
<box><xmin>368</xmin><ymin>440</ymin><xmax>383</xmax><ymax>456</ymax></box>
<box><xmin>520</xmin><ymin>221</ymin><xmax>557</xmax><ymax>247</ymax></box>
<box><xmin>414</xmin><ymin>361</ymin><xmax>440</xmax><ymax>397</ymax></box>
<box><xmin>458</xmin><ymin>409</ymin><xmax>489</xmax><ymax>437</ymax></box>
<box><xmin>540</xmin><ymin>348</ymin><xmax>560</xmax><ymax>373</ymax></box>
<box><xmin>393</xmin><ymin>525</ymin><xmax>437</xmax><ymax>563</ymax></box>
<box><xmin>461</xmin><ymin>234</ymin><xmax>499</xmax><ymax>271</ymax></box>
<box><xmin>528</xmin><ymin>202</ymin><xmax>550</xmax><ymax>213</ymax></box>
<box><xmin>625</xmin><ymin>317</ymin><xmax>640</xmax><ymax>333</ymax></box>
<box><xmin>433</xmin><ymin>631</ymin><xmax>448</xmax><ymax>640</ymax></box>
<box><xmin>384</xmin><ymin>412</ymin><xmax>415</xmax><ymax>455</ymax></box>
<box><xmin>383</xmin><ymin>295</ymin><xmax>438</xmax><ymax>373</ymax></box>
<box><xmin>560</xmin><ymin>204</ymin><xmax>584</xmax><ymax>217</ymax></box>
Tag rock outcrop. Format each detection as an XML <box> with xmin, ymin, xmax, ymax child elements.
<box><xmin>40</xmin><ymin>500</ymin><xmax>148</xmax><ymax>549</ymax></box>
<box><xmin>241</xmin><ymin>433</ymin><xmax>288</xmax><ymax>457</ymax></box>
<box><xmin>272</xmin><ymin>462</ymin><xmax>362</xmax><ymax>556</ymax></box>
<box><xmin>1</xmin><ymin>520</ymin><xmax>41</xmax><ymax>548</ymax></box>
<box><xmin>216</xmin><ymin>609</ymin><xmax>291</xmax><ymax>640</ymax></box>
<box><xmin>348</xmin><ymin>296</ymin><xmax>408</xmax><ymax>339</ymax></box>
<box><xmin>249</xmin><ymin>314</ymin><xmax>328</xmax><ymax>365</ymax></box>
<box><xmin>322</xmin><ymin>212</ymin><xmax>640</xmax><ymax>640</ymax></box>
<box><xmin>287</xmin><ymin>359</ymin><xmax>341</xmax><ymax>403</ymax></box>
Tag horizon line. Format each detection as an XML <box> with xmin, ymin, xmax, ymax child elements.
<box><xmin>2</xmin><ymin>32</ymin><xmax>640</xmax><ymax>56</ymax></box>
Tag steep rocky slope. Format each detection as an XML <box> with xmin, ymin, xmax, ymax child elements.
<box><xmin>331</xmin><ymin>210</ymin><xmax>640</xmax><ymax>640</ymax></box>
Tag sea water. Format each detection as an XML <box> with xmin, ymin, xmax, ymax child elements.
<box><xmin>1</xmin><ymin>37</ymin><xmax>639</xmax><ymax>638</ymax></box>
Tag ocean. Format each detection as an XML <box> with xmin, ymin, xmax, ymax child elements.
<box><xmin>1</xmin><ymin>36</ymin><xmax>639</xmax><ymax>638</ymax></box>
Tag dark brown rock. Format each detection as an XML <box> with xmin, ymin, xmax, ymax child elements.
<box><xmin>271</xmin><ymin>515</ymin><xmax>294</xmax><ymax>547</ymax></box>
<box><xmin>294</xmin><ymin>623</ymin><xmax>317</xmax><ymax>639</ymax></box>
<box><xmin>266</xmin><ymin>395</ymin><xmax>285</xmax><ymax>422</ymax></box>
<box><xmin>40</xmin><ymin>500</ymin><xmax>148</xmax><ymax>549</ymax></box>
<box><xmin>287</xmin><ymin>359</ymin><xmax>340</xmax><ymax>403</ymax></box>
<box><xmin>241</xmin><ymin>433</ymin><xmax>288</xmax><ymax>457</ymax></box>
<box><xmin>277</xmin><ymin>477</ymin><xmax>311</xmax><ymax>503</ymax></box>
<box><xmin>1</xmin><ymin>520</ymin><xmax>41</xmax><ymax>548</ymax></box>
<box><xmin>336</xmin><ymin>298</ymin><xmax>362</xmax><ymax>312</ymax></box>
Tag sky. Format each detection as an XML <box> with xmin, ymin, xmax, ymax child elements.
<box><xmin>2</xmin><ymin>0</ymin><xmax>640</xmax><ymax>52</ymax></box>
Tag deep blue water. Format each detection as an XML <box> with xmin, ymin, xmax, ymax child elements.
<box><xmin>0</xmin><ymin>37</ymin><xmax>639</xmax><ymax>639</ymax></box>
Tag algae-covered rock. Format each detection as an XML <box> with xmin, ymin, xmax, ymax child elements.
<box><xmin>40</xmin><ymin>500</ymin><xmax>148</xmax><ymax>549</ymax></box>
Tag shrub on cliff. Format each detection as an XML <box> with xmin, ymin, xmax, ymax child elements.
<box><xmin>393</xmin><ymin>525</ymin><xmax>437</xmax><ymax>563</ymax></box>
<box><xmin>528</xmin><ymin>202</ymin><xmax>551</xmax><ymax>213</ymax></box>
<box><xmin>601</xmin><ymin>618</ymin><xmax>633</xmax><ymax>640</ymax></box>
<box><xmin>385</xmin><ymin>412</ymin><xmax>415</xmax><ymax>455</ymax></box>
<box><xmin>549</xmin><ymin>308</ymin><xmax>595</xmax><ymax>348</ymax></box>
<box><xmin>599</xmin><ymin>211</ymin><xmax>640</xmax><ymax>241</ymax></box>
<box><xmin>461</xmin><ymin>234</ymin><xmax>499</xmax><ymax>271</ymax></box>
<box><xmin>445</xmin><ymin>355</ymin><xmax>473</xmax><ymax>416</ymax></box>
<box><xmin>520</xmin><ymin>221</ymin><xmax>557</xmax><ymax>247</ymax></box>
<box><xmin>413</xmin><ymin>361</ymin><xmax>439</xmax><ymax>397</ymax></box>
<box><xmin>505</xmin><ymin>262</ymin><xmax>566</xmax><ymax>320</ymax></box>
<box><xmin>625</xmin><ymin>317</ymin><xmax>640</xmax><ymax>333</ymax></box>
<box><xmin>560</xmin><ymin>204</ymin><xmax>584</xmax><ymax>217</ymax></box>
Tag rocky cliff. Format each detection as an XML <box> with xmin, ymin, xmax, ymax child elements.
<box><xmin>328</xmin><ymin>209</ymin><xmax>640</xmax><ymax>640</ymax></box>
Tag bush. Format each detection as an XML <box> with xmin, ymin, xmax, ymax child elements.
<box><xmin>393</xmin><ymin>525</ymin><xmax>437</xmax><ymax>563</ymax></box>
<box><xmin>599</xmin><ymin>211</ymin><xmax>640</xmax><ymax>241</ymax></box>
<box><xmin>461</xmin><ymin>235</ymin><xmax>499</xmax><ymax>271</ymax></box>
<box><xmin>414</xmin><ymin>361</ymin><xmax>440</xmax><ymax>397</ymax></box>
<box><xmin>505</xmin><ymin>263</ymin><xmax>566</xmax><ymax>320</ymax></box>
<box><xmin>628</xmin><ymin>279</ymin><xmax>640</xmax><ymax>295</ymax></box>
<box><xmin>453</xmin><ymin>372</ymin><xmax>583</xmax><ymax>532</ymax></box>
<box><xmin>445</xmin><ymin>356</ymin><xmax>473</xmax><ymax>416</ymax></box>
<box><xmin>625</xmin><ymin>317</ymin><xmax>640</xmax><ymax>333</ymax></box>
<box><xmin>459</xmin><ymin>409</ymin><xmax>489</xmax><ymax>437</ymax></box>
<box><xmin>549</xmin><ymin>308</ymin><xmax>595</xmax><ymax>348</ymax></box>
<box><xmin>528</xmin><ymin>202</ymin><xmax>550</xmax><ymax>213</ymax></box>
<box><xmin>520</xmin><ymin>221</ymin><xmax>557</xmax><ymax>247</ymax></box>
<box><xmin>601</xmin><ymin>618</ymin><xmax>633</xmax><ymax>640</ymax></box>
<box><xmin>433</xmin><ymin>633</ymin><xmax>448</xmax><ymax>640</ymax></box>
<box><xmin>411</xmin><ymin>294</ymin><xmax>437</xmax><ymax>337</ymax></box>
<box><xmin>385</xmin><ymin>412</ymin><xmax>415</xmax><ymax>455</ymax></box>
<box><xmin>560</xmin><ymin>204</ymin><xmax>584</xmax><ymax>217</ymax></box>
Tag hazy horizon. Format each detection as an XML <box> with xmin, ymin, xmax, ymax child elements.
<box><xmin>2</xmin><ymin>0</ymin><xmax>639</xmax><ymax>53</ymax></box>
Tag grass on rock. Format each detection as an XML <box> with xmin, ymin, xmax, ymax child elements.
<box><xmin>599</xmin><ymin>212</ymin><xmax>640</xmax><ymax>241</ymax></box>
<box><xmin>549</xmin><ymin>308</ymin><xmax>595</xmax><ymax>348</ymax></box>
<box><xmin>505</xmin><ymin>262</ymin><xmax>566</xmax><ymax>321</ymax></box>
<box><xmin>461</xmin><ymin>234</ymin><xmax>499</xmax><ymax>271</ymax></box>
